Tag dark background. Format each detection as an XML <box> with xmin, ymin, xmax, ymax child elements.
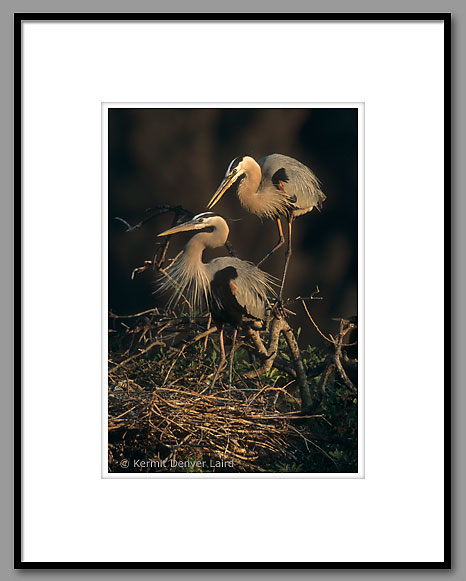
<box><xmin>108</xmin><ymin>108</ymin><xmax>358</xmax><ymax>346</ymax></box>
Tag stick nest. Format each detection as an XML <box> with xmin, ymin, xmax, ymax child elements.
<box><xmin>108</xmin><ymin>309</ymin><xmax>348</xmax><ymax>473</ymax></box>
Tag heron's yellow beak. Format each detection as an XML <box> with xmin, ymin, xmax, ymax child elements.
<box><xmin>157</xmin><ymin>220</ymin><xmax>199</xmax><ymax>237</ymax></box>
<box><xmin>207</xmin><ymin>171</ymin><xmax>241</xmax><ymax>209</ymax></box>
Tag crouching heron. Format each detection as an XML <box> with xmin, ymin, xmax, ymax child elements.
<box><xmin>157</xmin><ymin>212</ymin><xmax>275</xmax><ymax>386</ymax></box>
<box><xmin>207</xmin><ymin>154</ymin><xmax>326</xmax><ymax>298</ymax></box>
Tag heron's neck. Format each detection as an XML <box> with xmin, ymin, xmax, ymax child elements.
<box><xmin>181</xmin><ymin>237</ymin><xmax>208</xmax><ymax>274</ymax></box>
<box><xmin>182</xmin><ymin>225</ymin><xmax>228</xmax><ymax>272</ymax></box>
<box><xmin>237</xmin><ymin>165</ymin><xmax>263</xmax><ymax>214</ymax></box>
<box><xmin>162</xmin><ymin>223</ymin><xmax>229</xmax><ymax>313</ymax></box>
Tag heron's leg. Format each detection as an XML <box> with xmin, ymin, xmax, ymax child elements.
<box><xmin>279</xmin><ymin>216</ymin><xmax>294</xmax><ymax>300</ymax></box>
<box><xmin>228</xmin><ymin>328</ymin><xmax>238</xmax><ymax>388</ymax></box>
<box><xmin>219</xmin><ymin>327</ymin><xmax>226</xmax><ymax>364</ymax></box>
<box><xmin>257</xmin><ymin>218</ymin><xmax>285</xmax><ymax>267</ymax></box>
<box><xmin>210</xmin><ymin>327</ymin><xmax>226</xmax><ymax>389</ymax></box>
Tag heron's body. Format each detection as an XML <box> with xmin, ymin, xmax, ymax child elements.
<box><xmin>236</xmin><ymin>154</ymin><xmax>325</xmax><ymax>219</ymax></box>
<box><xmin>157</xmin><ymin>212</ymin><xmax>275</xmax><ymax>386</ymax></box>
<box><xmin>157</xmin><ymin>212</ymin><xmax>274</xmax><ymax>327</ymax></box>
<box><xmin>207</xmin><ymin>154</ymin><xmax>326</xmax><ymax>298</ymax></box>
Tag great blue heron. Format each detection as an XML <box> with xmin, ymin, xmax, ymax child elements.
<box><xmin>157</xmin><ymin>212</ymin><xmax>275</xmax><ymax>386</ymax></box>
<box><xmin>207</xmin><ymin>154</ymin><xmax>326</xmax><ymax>298</ymax></box>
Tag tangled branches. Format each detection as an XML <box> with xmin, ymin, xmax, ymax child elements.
<box><xmin>108</xmin><ymin>307</ymin><xmax>358</xmax><ymax>473</ymax></box>
<box><xmin>109</xmin><ymin>372</ymin><xmax>326</xmax><ymax>472</ymax></box>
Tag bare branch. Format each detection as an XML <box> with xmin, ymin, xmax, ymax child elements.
<box><xmin>115</xmin><ymin>204</ymin><xmax>194</xmax><ymax>232</ymax></box>
<box><xmin>301</xmin><ymin>299</ymin><xmax>334</xmax><ymax>344</ymax></box>
<box><xmin>332</xmin><ymin>319</ymin><xmax>358</xmax><ymax>394</ymax></box>
<box><xmin>282</xmin><ymin>321</ymin><xmax>312</xmax><ymax>412</ymax></box>
<box><xmin>108</xmin><ymin>339</ymin><xmax>166</xmax><ymax>373</ymax></box>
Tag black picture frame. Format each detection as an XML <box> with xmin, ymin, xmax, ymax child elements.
<box><xmin>14</xmin><ymin>12</ymin><xmax>451</xmax><ymax>570</ymax></box>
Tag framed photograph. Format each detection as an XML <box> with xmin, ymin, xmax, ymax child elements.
<box><xmin>16</xmin><ymin>13</ymin><xmax>450</xmax><ymax>568</ymax></box>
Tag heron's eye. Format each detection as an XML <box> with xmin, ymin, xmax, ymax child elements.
<box><xmin>226</xmin><ymin>156</ymin><xmax>243</xmax><ymax>174</ymax></box>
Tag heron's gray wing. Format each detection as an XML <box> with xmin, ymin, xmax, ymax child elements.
<box><xmin>210</xmin><ymin>266</ymin><xmax>250</xmax><ymax>327</ymax></box>
<box><xmin>207</xmin><ymin>257</ymin><xmax>275</xmax><ymax>321</ymax></box>
<box><xmin>258</xmin><ymin>153</ymin><xmax>326</xmax><ymax>212</ymax></box>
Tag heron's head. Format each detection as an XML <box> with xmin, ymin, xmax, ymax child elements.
<box><xmin>158</xmin><ymin>212</ymin><xmax>229</xmax><ymax>247</ymax></box>
<box><xmin>207</xmin><ymin>155</ymin><xmax>257</xmax><ymax>209</ymax></box>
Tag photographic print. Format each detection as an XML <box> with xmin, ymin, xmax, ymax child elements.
<box><xmin>106</xmin><ymin>105</ymin><xmax>361</xmax><ymax>475</ymax></box>
<box><xmin>18</xmin><ymin>13</ymin><xmax>448</xmax><ymax>567</ymax></box>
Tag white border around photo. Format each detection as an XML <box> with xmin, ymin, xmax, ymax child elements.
<box><xmin>22</xmin><ymin>20</ymin><xmax>444</xmax><ymax>563</ymax></box>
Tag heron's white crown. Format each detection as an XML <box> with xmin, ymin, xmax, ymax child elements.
<box><xmin>225</xmin><ymin>155</ymin><xmax>244</xmax><ymax>175</ymax></box>
<box><xmin>226</xmin><ymin>155</ymin><xmax>257</xmax><ymax>177</ymax></box>
<box><xmin>192</xmin><ymin>211</ymin><xmax>217</xmax><ymax>221</ymax></box>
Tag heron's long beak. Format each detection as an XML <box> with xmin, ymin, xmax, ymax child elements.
<box><xmin>207</xmin><ymin>170</ymin><xmax>241</xmax><ymax>209</ymax></box>
<box><xmin>157</xmin><ymin>219</ymin><xmax>199</xmax><ymax>237</ymax></box>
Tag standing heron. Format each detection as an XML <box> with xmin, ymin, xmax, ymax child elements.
<box><xmin>207</xmin><ymin>154</ymin><xmax>326</xmax><ymax>298</ymax></box>
<box><xmin>157</xmin><ymin>212</ymin><xmax>275</xmax><ymax>386</ymax></box>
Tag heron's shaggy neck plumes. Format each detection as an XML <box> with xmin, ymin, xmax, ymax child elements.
<box><xmin>237</xmin><ymin>156</ymin><xmax>291</xmax><ymax>219</ymax></box>
<box><xmin>158</xmin><ymin>217</ymin><xmax>229</xmax><ymax>313</ymax></box>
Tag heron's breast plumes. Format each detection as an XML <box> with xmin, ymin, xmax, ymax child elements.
<box><xmin>157</xmin><ymin>250</ymin><xmax>211</xmax><ymax>314</ymax></box>
<box><xmin>237</xmin><ymin>179</ymin><xmax>292</xmax><ymax>219</ymax></box>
